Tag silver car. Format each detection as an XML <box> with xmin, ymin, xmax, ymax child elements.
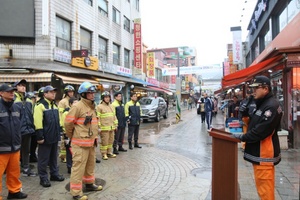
<box><xmin>139</xmin><ymin>97</ymin><xmax>168</xmax><ymax>122</ymax></box>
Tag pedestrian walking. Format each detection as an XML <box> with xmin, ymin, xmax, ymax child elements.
<box><xmin>232</xmin><ymin>75</ymin><xmax>282</xmax><ymax>200</ymax></box>
<box><xmin>60</xmin><ymin>97</ymin><xmax>78</xmax><ymax>174</ymax></box>
<box><xmin>34</xmin><ymin>85</ymin><xmax>65</xmax><ymax>188</ymax></box>
<box><xmin>0</xmin><ymin>83</ymin><xmax>28</xmax><ymax>199</ymax></box>
<box><xmin>125</xmin><ymin>93</ymin><xmax>142</xmax><ymax>149</ymax></box>
<box><xmin>13</xmin><ymin>79</ymin><xmax>37</xmax><ymax>177</ymax></box>
<box><xmin>96</xmin><ymin>91</ymin><xmax>118</xmax><ymax>160</ymax></box>
<box><xmin>58</xmin><ymin>85</ymin><xmax>75</xmax><ymax>163</ymax></box>
<box><xmin>199</xmin><ymin>97</ymin><xmax>206</xmax><ymax>123</ymax></box>
<box><xmin>203</xmin><ymin>93</ymin><xmax>213</xmax><ymax>129</ymax></box>
<box><xmin>187</xmin><ymin>96</ymin><xmax>193</xmax><ymax>110</ymax></box>
<box><xmin>111</xmin><ymin>92</ymin><xmax>127</xmax><ymax>154</ymax></box>
<box><xmin>64</xmin><ymin>82</ymin><xmax>102</xmax><ymax>200</ymax></box>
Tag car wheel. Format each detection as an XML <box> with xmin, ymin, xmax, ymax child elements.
<box><xmin>143</xmin><ymin>119</ymin><xmax>148</xmax><ymax>123</ymax></box>
<box><xmin>163</xmin><ymin>109</ymin><xmax>168</xmax><ymax>119</ymax></box>
<box><xmin>155</xmin><ymin>111</ymin><xmax>160</xmax><ymax>122</ymax></box>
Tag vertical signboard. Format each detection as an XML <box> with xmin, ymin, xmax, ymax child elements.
<box><xmin>147</xmin><ymin>52</ymin><xmax>155</xmax><ymax>78</ymax></box>
<box><xmin>231</xmin><ymin>26</ymin><xmax>242</xmax><ymax>64</ymax></box>
<box><xmin>134</xmin><ymin>18</ymin><xmax>142</xmax><ymax>69</ymax></box>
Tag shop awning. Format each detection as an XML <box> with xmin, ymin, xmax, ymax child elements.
<box><xmin>93</xmin><ymin>77</ymin><xmax>125</xmax><ymax>86</ymax></box>
<box><xmin>55</xmin><ymin>74</ymin><xmax>99</xmax><ymax>85</ymax></box>
<box><xmin>0</xmin><ymin>72</ymin><xmax>53</xmax><ymax>83</ymax></box>
<box><xmin>222</xmin><ymin>55</ymin><xmax>284</xmax><ymax>88</ymax></box>
<box><xmin>146</xmin><ymin>86</ymin><xmax>174</xmax><ymax>95</ymax></box>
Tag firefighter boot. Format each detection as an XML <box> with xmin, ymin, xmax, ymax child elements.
<box><xmin>128</xmin><ymin>142</ymin><xmax>133</xmax><ymax>150</ymax></box>
<box><xmin>113</xmin><ymin>147</ymin><xmax>119</xmax><ymax>155</ymax></box>
<box><xmin>134</xmin><ymin>141</ymin><xmax>142</xmax><ymax>148</ymax></box>
<box><xmin>102</xmin><ymin>154</ymin><xmax>108</xmax><ymax>160</ymax></box>
<box><xmin>86</xmin><ymin>183</ymin><xmax>103</xmax><ymax>191</ymax></box>
<box><xmin>107</xmin><ymin>153</ymin><xmax>117</xmax><ymax>158</ymax></box>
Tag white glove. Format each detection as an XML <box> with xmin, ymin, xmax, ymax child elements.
<box><xmin>64</xmin><ymin>138</ymin><xmax>70</xmax><ymax>145</ymax></box>
<box><xmin>232</xmin><ymin>133</ymin><xmax>243</xmax><ymax>141</ymax></box>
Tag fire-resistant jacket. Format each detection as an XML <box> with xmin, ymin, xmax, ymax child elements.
<box><xmin>111</xmin><ymin>99</ymin><xmax>126</xmax><ymax>128</ymax></box>
<box><xmin>125</xmin><ymin>100</ymin><xmax>142</xmax><ymax>126</ymax></box>
<box><xmin>58</xmin><ymin>96</ymin><xmax>70</xmax><ymax>114</ymax></box>
<box><xmin>0</xmin><ymin>98</ymin><xmax>22</xmax><ymax>153</ymax></box>
<box><xmin>240</xmin><ymin>92</ymin><xmax>282</xmax><ymax>166</ymax></box>
<box><xmin>96</xmin><ymin>101</ymin><xmax>118</xmax><ymax>131</ymax></box>
<box><xmin>34</xmin><ymin>98</ymin><xmax>61</xmax><ymax>144</ymax></box>
<box><xmin>64</xmin><ymin>98</ymin><xmax>98</xmax><ymax>147</ymax></box>
<box><xmin>14</xmin><ymin>92</ymin><xmax>35</xmax><ymax>135</ymax></box>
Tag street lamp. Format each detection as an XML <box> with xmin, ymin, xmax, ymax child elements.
<box><xmin>176</xmin><ymin>48</ymin><xmax>183</xmax><ymax>123</ymax></box>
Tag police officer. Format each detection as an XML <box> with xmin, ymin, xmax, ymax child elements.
<box><xmin>0</xmin><ymin>83</ymin><xmax>28</xmax><ymax>199</ymax></box>
<box><xmin>125</xmin><ymin>93</ymin><xmax>142</xmax><ymax>149</ymax></box>
<box><xmin>65</xmin><ymin>82</ymin><xmax>102</xmax><ymax>200</ymax></box>
<box><xmin>96</xmin><ymin>91</ymin><xmax>118</xmax><ymax>160</ymax></box>
<box><xmin>13</xmin><ymin>79</ymin><xmax>37</xmax><ymax>176</ymax></box>
<box><xmin>34</xmin><ymin>85</ymin><xmax>65</xmax><ymax>187</ymax></box>
<box><xmin>111</xmin><ymin>92</ymin><xmax>127</xmax><ymax>154</ymax></box>
<box><xmin>233</xmin><ymin>76</ymin><xmax>282</xmax><ymax>200</ymax></box>
<box><xmin>58</xmin><ymin>85</ymin><xmax>75</xmax><ymax>163</ymax></box>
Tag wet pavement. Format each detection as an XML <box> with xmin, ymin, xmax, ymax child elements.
<box><xmin>1</xmin><ymin>106</ymin><xmax>300</xmax><ymax>200</ymax></box>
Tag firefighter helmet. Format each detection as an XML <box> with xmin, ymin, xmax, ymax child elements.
<box><xmin>101</xmin><ymin>91</ymin><xmax>110</xmax><ymax>100</ymax></box>
<box><xmin>78</xmin><ymin>82</ymin><xmax>96</xmax><ymax>94</ymax></box>
<box><xmin>64</xmin><ymin>85</ymin><xmax>75</xmax><ymax>93</ymax></box>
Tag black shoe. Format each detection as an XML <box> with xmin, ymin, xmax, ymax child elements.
<box><xmin>50</xmin><ymin>175</ymin><xmax>65</xmax><ymax>182</ymax></box>
<box><xmin>134</xmin><ymin>143</ymin><xmax>142</xmax><ymax>148</ymax></box>
<box><xmin>95</xmin><ymin>158</ymin><xmax>101</xmax><ymax>163</ymax></box>
<box><xmin>7</xmin><ymin>191</ymin><xmax>28</xmax><ymax>199</ymax></box>
<box><xmin>129</xmin><ymin>142</ymin><xmax>133</xmax><ymax>150</ymax></box>
<box><xmin>118</xmin><ymin>147</ymin><xmax>127</xmax><ymax>152</ymax></box>
<box><xmin>85</xmin><ymin>183</ymin><xmax>103</xmax><ymax>191</ymax></box>
<box><xmin>113</xmin><ymin>148</ymin><xmax>119</xmax><ymax>155</ymax></box>
<box><xmin>22</xmin><ymin>168</ymin><xmax>37</xmax><ymax>177</ymax></box>
<box><xmin>40</xmin><ymin>179</ymin><xmax>51</xmax><ymax>187</ymax></box>
<box><xmin>29</xmin><ymin>156</ymin><xmax>37</xmax><ymax>163</ymax></box>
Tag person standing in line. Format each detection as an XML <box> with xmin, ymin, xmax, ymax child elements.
<box><xmin>0</xmin><ymin>84</ymin><xmax>28</xmax><ymax>199</ymax></box>
<box><xmin>125</xmin><ymin>93</ymin><xmax>142</xmax><ymax>150</ymax></box>
<box><xmin>58</xmin><ymin>85</ymin><xmax>75</xmax><ymax>163</ymax></box>
<box><xmin>34</xmin><ymin>85</ymin><xmax>65</xmax><ymax>188</ymax></box>
<box><xmin>13</xmin><ymin>79</ymin><xmax>37</xmax><ymax>177</ymax></box>
<box><xmin>60</xmin><ymin>97</ymin><xmax>78</xmax><ymax>174</ymax></box>
<box><xmin>25</xmin><ymin>92</ymin><xmax>38</xmax><ymax>163</ymax></box>
<box><xmin>203</xmin><ymin>93</ymin><xmax>213</xmax><ymax>129</ymax></box>
<box><xmin>228</xmin><ymin>95</ymin><xmax>240</xmax><ymax>118</ymax></box>
<box><xmin>111</xmin><ymin>92</ymin><xmax>127</xmax><ymax>154</ymax></box>
<box><xmin>199</xmin><ymin>97</ymin><xmax>206</xmax><ymax>123</ymax></box>
<box><xmin>64</xmin><ymin>82</ymin><xmax>102</xmax><ymax>200</ymax></box>
<box><xmin>233</xmin><ymin>76</ymin><xmax>282</xmax><ymax>200</ymax></box>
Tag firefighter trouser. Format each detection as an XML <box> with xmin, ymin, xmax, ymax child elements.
<box><xmin>113</xmin><ymin>127</ymin><xmax>126</xmax><ymax>148</ymax></box>
<box><xmin>100</xmin><ymin>130</ymin><xmax>114</xmax><ymax>155</ymax></box>
<box><xmin>0</xmin><ymin>151</ymin><xmax>22</xmax><ymax>199</ymax></box>
<box><xmin>253</xmin><ymin>164</ymin><xmax>275</xmax><ymax>200</ymax></box>
<box><xmin>128</xmin><ymin>125</ymin><xmax>140</xmax><ymax>143</ymax></box>
<box><xmin>70</xmin><ymin>145</ymin><xmax>96</xmax><ymax>196</ymax></box>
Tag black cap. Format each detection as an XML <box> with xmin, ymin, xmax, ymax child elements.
<box><xmin>43</xmin><ymin>85</ymin><xmax>57</xmax><ymax>93</ymax></box>
<box><xmin>0</xmin><ymin>83</ymin><xmax>17</xmax><ymax>92</ymax></box>
<box><xmin>13</xmin><ymin>79</ymin><xmax>27</xmax><ymax>87</ymax></box>
<box><xmin>249</xmin><ymin>75</ymin><xmax>271</xmax><ymax>87</ymax></box>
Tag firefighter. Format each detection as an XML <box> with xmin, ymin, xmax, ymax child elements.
<box><xmin>34</xmin><ymin>85</ymin><xmax>65</xmax><ymax>187</ymax></box>
<box><xmin>96</xmin><ymin>91</ymin><xmax>118</xmax><ymax>160</ymax></box>
<box><xmin>64</xmin><ymin>82</ymin><xmax>102</xmax><ymax>200</ymax></box>
<box><xmin>58</xmin><ymin>85</ymin><xmax>75</xmax><ymax>163</ymax></box>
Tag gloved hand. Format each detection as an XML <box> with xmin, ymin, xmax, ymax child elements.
<box><xmin>232</xmin><ymin>133</ymin><xmax>243</xmax><ymax>141</ymax></box>
<box><xmin>64</xmin><ymin>138</ymin><xmax>70</xmax><ymax>145</ymax></box>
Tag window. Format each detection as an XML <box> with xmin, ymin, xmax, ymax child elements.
<box><xmin>113</xmin><ymin>43</ymin><xmax>120</xmax><ymax>65</ymax></box>
<box><xmin>135</xmin><ymin>0</ymin><xmax>140</xmax><ymax>11</ymax></box>
<box><xmin>124</xmin><ymin>49</ymin><xmax>130</xmax><ymax>68</ymax></box>
<box><xmin>98</xmin><ymin>0</ymin><xmax>108</xmax><ymax>17</ymax></box>
<box><xmin>80</xmin><ymin>28</ymin><xmax>92</xmax><ymax>55</ymax></box>
<box><xmin>56</xmin><ymin>16</ymin><xmax>71</xmax><ymax>50</ymax></box>
<box><xmin>83</xmin><ymin>0</ymin><xmax>93</xmax><ymax>6</ymax></box>
<box><xmin>124</xmin><ymin>16</ymin><xmax>130</xmax><ymax>32</ymax></box>
<box><xmin>113</xmin><ymin>7</ymin><xmax>120</xmax><ymax>24</ymax></box>
<box><xmin>98</xmin><ymin>36</ymin><xmax>107</xmax><ymax>62</ymax></box>
<box><xmin>155</xmin><ymin>68</ymin><xmax>162</xmax><ymax>81</ymax></box>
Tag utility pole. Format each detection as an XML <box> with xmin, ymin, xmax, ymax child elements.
<box><xmin>176</xmin><ymin>48</ymin><xmax>183</xmax><ymax>123</ymax></box>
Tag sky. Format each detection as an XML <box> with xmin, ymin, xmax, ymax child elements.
<box><xmin>140</xmin><ymin>0</ymin><xmax>257</xmax><ymax>66</ymax></box>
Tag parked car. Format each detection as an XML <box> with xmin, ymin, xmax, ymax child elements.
<box><xmin>139</xmin><ymin>97</ymin><xmax>168</xmax><ymax>122</ymax></box>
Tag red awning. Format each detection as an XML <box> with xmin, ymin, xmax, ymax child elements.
<box><xmin>146</xmin><ymin>86</ymin><xmax>174</xmax><ymax>95</ymax></box>
<box><xmin>222</xmin><ymin>55</ymin><xmax>284</xmax><ymax>88</ymax></box>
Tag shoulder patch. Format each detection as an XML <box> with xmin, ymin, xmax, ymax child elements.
<box><xmin>264</xmin><ymin>110</ymin><xmax>272</xmax><ymax>117</ymax></box>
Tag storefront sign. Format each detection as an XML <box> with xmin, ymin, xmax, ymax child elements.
<box><xmin>53</xmin><ymin>48</ymin><xmax>71</xmax><ymax>63</ymax></box>
<box><xmin>99</xmin><ymin>61</ymin><xmax>132</xmax><ymax>77</ymax></box>
<box><xmin>249</xmin><ymin>0</ymin><xmax>268</xmax><ymax>35</ymax></box>
<box><xmin>147</xmin><ymin>52</ymin><xmax>155</xmax><ymax>78</ymax></box>
<box><xmin>112</xmin><ymin>85</ymin><xmax>122</xmax><ymax>92</ymax></box>
<box><xmin>287</xmin><ymin>54</ymin><xmax>300</xmax><ymax>68</ymax></box>
<box><xmin>71</xmin><ymin>56</ymin><xmax>98</xmax><ymax>71</ymax></box>
<box><xmin>134</xmin><ymin>18</ymin><xmax>142</xmax><ymax>69</ymax></box>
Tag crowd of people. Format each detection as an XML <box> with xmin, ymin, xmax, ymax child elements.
<box><xmin>0</xmin><ymin>80</ymin><xmax>143</xmax><ymax>200</ymax></box>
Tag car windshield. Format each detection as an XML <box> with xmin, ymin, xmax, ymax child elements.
<box><xmin>139</xmin><ymin>98</ymin><xmax>153</xmax><ymax>105</ymax></box>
